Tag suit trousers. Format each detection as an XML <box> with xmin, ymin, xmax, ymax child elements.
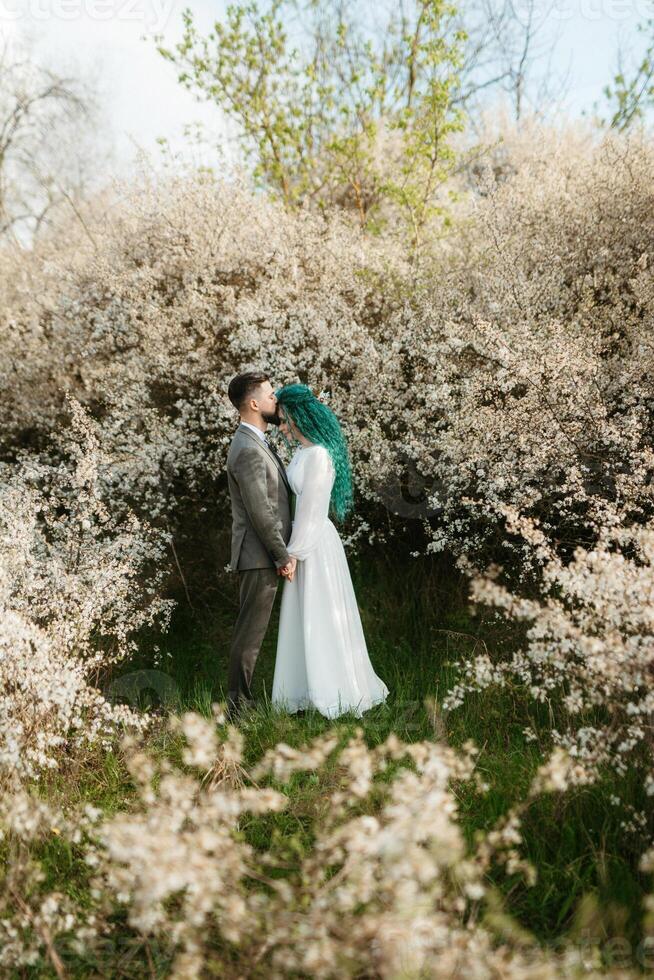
<box><xmin>227</xmin><ymin>566</ymin><xmax>279</xmax><ymax>711</ymax></box>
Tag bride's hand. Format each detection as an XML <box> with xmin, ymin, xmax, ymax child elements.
<box><xmin>279</xmin><ymin>556</ymin><xmax>297</xmax><ymax>581</ymax></box>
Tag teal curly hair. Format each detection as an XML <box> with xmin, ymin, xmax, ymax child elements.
<box><xmin>275</xmin><ymin>384</ymin><xmax>354</xmax><ymax>522</ymax></box>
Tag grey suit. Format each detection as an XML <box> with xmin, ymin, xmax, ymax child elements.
<box><xmin>225</xmin><ymin>423</ymin><xmax>293</xmax><ymax>712</ymax></box>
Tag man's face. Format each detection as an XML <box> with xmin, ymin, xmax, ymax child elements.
<box><xmin>255</xmin><ymin>380</ymin><xmax>280</xmax><ymax>425</ymax></box>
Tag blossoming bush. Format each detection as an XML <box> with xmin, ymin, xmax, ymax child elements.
<box><xmin>3</xmin><ymin>122</ymin><xmax>654</xmax><ymax>578</ymax></box>
<box><xmin>0</xmin><ymin>395</ymin><xmax>174</xmax><ymax>786</ymax></box>
<box><xmin>381</xmin><ymin>123</ymin><xmax>654</xmax><ymax>573</ymax></box>
<box><xmin>0</xmin><ymin>166</ymin><xmax>406</xmax><ymax>557</ymax></box>
<box><xmin>443</xmin><ymin>514</ymin><xmax>654</xmax><ymax>794</ymax></box>
<box><xmin>2</xmin><ymin>710</ymin><xmax>646</xmax><ymax>977</ymax></box>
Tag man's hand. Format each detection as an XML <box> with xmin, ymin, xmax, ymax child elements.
<box><xmin>278</xmin><ymin>556</ymin><xmax>297</xmax><ymax>582</ymax></box>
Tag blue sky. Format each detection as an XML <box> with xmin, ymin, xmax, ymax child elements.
<box><xmin>545</xmin><ymin>0</ymin><xmax>648</xmax><ymax>114</ymax></box>
<box><xmin>1</xmin><ymin>0</ymin><xmax>649</xmax><ymax>182</ymax></box>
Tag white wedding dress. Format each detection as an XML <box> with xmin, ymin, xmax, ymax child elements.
<box><xmin>271</xmin><ymin>444</ymin><xmax>389</xmax><ymax>719</ymax></box>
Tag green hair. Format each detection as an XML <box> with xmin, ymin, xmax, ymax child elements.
<box><xmin>275</xmin><ymin>384</ymin><xmax>354</xmax><ymax>522</ymax></box>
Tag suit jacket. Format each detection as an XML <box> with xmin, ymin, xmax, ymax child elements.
<box><xmin>226</xmin><ymin>423</ymin><xmax>293</xmax><ymax>572</ymax></box>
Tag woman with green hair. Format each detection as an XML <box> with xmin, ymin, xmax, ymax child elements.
<box><xmin>270</xmin><ymin>383</ymin><xmax>389</xmax><ymax>719</ymax></box>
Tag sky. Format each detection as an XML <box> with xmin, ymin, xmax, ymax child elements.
<box><xmin>0</xmin><ymin>0</ymin><xmax>649</xmax><ymax>186</ymax></box>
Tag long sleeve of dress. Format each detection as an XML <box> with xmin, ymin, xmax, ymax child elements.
<box><xmin>287</xmin><ymin>446</ymin><xmax>335</xmax><ymax>560</ymax></box>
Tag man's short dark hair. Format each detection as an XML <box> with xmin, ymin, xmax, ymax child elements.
<box><xmin>227</xmin><ymin>371</ymin><xmax>270</xmax><ymax>411</ymax></box>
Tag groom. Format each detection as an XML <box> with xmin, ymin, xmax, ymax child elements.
<box><xmin>225</xmin><ymin>372</ymin><xmax>296</xmax><ymax>721</ymax></box>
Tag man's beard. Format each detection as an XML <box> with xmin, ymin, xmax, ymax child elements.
<box><xmin>261</xmin><ymin>409</ymin><xmax>281</xmax><ymax>426</ymax></box>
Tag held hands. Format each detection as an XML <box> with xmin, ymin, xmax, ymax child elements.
<box><xmin>278</xmin><ymin>556</ymin><xmax>297</xmax><ymax>582</ymax></box>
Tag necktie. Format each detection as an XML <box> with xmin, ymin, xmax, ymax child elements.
<box><xmin>264</xmin><ymin>436</ymin><xmax>285</xmax><ymax>480</ymax></box>
<box><xmin>265</xmin><ymin>436</ymin><xmax>282</xmax><ymax>460</ymax></box>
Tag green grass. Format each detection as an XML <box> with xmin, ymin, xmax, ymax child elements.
<box><xmin>14</xmin><ymin>551</ymin><xmax>654</xmax><ymax>975</ymax></box>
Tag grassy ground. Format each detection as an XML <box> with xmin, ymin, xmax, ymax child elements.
<box><xmin>20</xmin><ymin>551</ymin><xmax>654</xmax><ymax>975</ymax></box>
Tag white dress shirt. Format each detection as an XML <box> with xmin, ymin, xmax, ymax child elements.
<box><xmin>240</xmin><ymin>420</ymin><xmax>268</xmax><ymax>442</ymax></box>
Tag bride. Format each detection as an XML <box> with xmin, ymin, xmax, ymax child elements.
<box><xmin>270</xmin><ymin>383</ymin><xmax>389</xmax><ymax>719</ymax></box>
